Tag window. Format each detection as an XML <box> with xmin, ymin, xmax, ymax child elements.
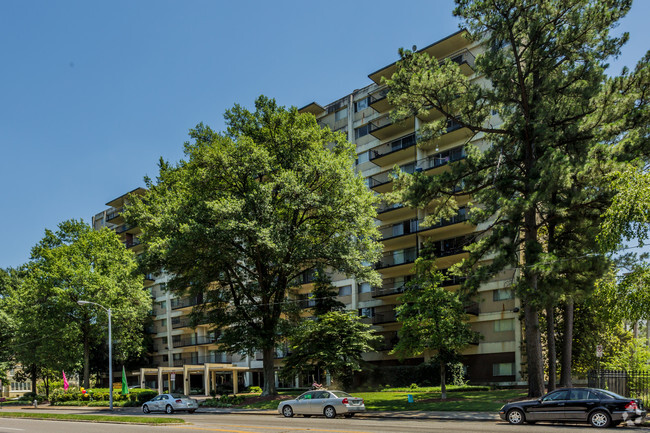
<box><xmin>355</xmin><ymin>124</ymin><xmax>370</xmax><ymax>139</ymax></box>
<box><xmin>358</xmin><ymin>282</ymin><xmax>372</xmax><ymax>293</ymax></box>
<box><xmin>356</xmin><ymin>151</ymin><xmax>369</xmax><ymax>165</ymax></box>
<box><xmin>158</xmin><ymin>300</ymin><xmax>166</xmax><ymax>310</ymax></box>
<box><xmin>172</xmin><ymin>335</ymin><xmax>182</xmax><ymax>345</ymax></box>
<box><xmin>335</xmin><ymin>107</ymin><xmax>348</xmax><ymax>121</ymax></box>
<box><xmin>359</xmin><ymin>307</ymin><xmax>374</xmax><ymax>318</ymax></box>
<box><xmin>493</xmin><ymin>363</ymin><xmax>515</xmax><ymax>377</ymax></box>
<box><xmin>162</xmin><ymin>354</ymin><xmax>169</xmax><ymax>362</ymax></box>
<box><xmin>494</xmin><ymin>319</ymin><xmax>514</xmax><ymax>332</ymax></box>
<box><xmin>493</xmin><ymin>289</ymin><xmax>514</xmax><ymax>301</ymax></box>
<box><xmin>354</xmin><ymin>97</ymin><xmax>370</xmax><ymax>112</ymax></box>
<box><xmin>338</xmin><ymin>285</ymin><xmax>352</xmax><ymax>296</ymax></box>
<box><xmin>160</xmin><ymin>318</ymin><xmax>167</xmax><ymax>327</ymax></box>
<box><xmin>543</xmin><ymin>390</ymin><xmax>570</xmax><ymax>401</ymax></box>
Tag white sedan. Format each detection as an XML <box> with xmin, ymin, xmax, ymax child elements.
<box><xmin>278</xmin><ymin>390</ymin><xmax>365</xmax><ymax>418</ymax></box>
<box><xmin>142</xmin><ymin>393</ymin><xmax>198</xmax><ymax>414</ymax></box>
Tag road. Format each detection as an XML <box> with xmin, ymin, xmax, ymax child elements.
<box><xmin>1</xmin><ymin>412</ymin><xmax>647</xmax><ymax>433</ymax></box>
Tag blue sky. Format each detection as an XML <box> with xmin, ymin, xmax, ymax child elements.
<box><xmin>1</xmin><ymin>1</ymin><xmax>648</xmax><ymax>269</ymax></box>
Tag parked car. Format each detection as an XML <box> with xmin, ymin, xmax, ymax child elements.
<box><xmin>499</xmin><ymin>387</ymin><xmax>646</xmax><ymax>428</ymax></box>
<box><xmin>278</xmin><ymin>390</ymin><xmax>365</xmax><ymax>418</ymax></box>
<box><xmin>142</xmin><ymin>393</ymin><xmax>198</xmax><ymax>414</ymax></box>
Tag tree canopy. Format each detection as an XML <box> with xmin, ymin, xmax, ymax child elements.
<box><xmin>7</xmin><ymin>220</ymin><xmax>151</xmax><ymax>389</ymax></box>
<box><xmin>125</xmin><ymin>96</ymin><xmax>382</xmax><ymax>395</ymax></box>
<box><xmin>386</xmin><ymin>0</ymin><xmax>649</xmax><ymax>396</ymax></box>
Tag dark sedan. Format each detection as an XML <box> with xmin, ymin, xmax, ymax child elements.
<box><xmin>499</xmin><ymin>387</ymin><xmax>646</xmax><ymax>427</ymax></box>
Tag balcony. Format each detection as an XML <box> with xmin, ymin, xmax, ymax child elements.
<box><xmin>417</xmin><ymin>145</ymin><xmax>466</xmax><ymax>172</ymax></box>
<box><xmin>124</xmin><ymin>238</ymin><xmax>141</xmax><ymax>249</ymax></box>
<box><xmin>369</xmin><ymin>30</ymin><xmax>473</xmax><ymax>84</ymax></box>
<box><xmin>370</xmin><ymin>132</ymin><xmax>417</xmax><ymax>167</ymax></box>
<box><xmin>369</xmin><ymin>87</ymin><xmax>390</xmax><ymax>113</ymax></box>
<box><xmin>417</xmin><ymin>207</ymin><xmax>469</xmax><ymax>238</ymax></box>
<box><xmin>378</xmin><ymin>331</ymin><xmax>400</xmax><ymax>351</ymax></box>
<box><xmin>372</xmin><ymin>308</ymin><xmax>398</xmax><ymax>325</ymax></box>
<box><xmin>464</xmin><ymin>301</ymin><xmax>480</xmax><ymax>316</ymax></box>
<box><xmin>369</xmin><ymin>116</ymin><xmax>415</xmax><ymax>144</ymax></box>
<box><xmin>440</xmin><ymin>273</ymin><xmax>467</xmax><ymax>287</ymax></box>
<box><xmin>375</xmin><ymin>247</ymin><xmax>417</xmax><ymax>270</ymax></box>
<box><xmin>420</xmin><ymin>120</ymin><xmax>472</xmax><ymax>151</ymax></box>
<box><xmin>379</xmin><ymin>219</ymin><xmax>419</xmax><ymax>241</ymax></box>
<box><xmin>106</xmin><ymin>208</ymin><xmax>123</xmax><ymax>222</ymax></box>
<box><xmin>171</xmin><ymin>295</ymin><xmax>203</xmax><ymax>310</ymax></box>
<box><xmin>372</xmin><ymin>277</ymin><xmax>411</xmax><ymax>298</ymax></box>
<box><xmin>294</xmin><ymin>269</ymin><xmax>316</xmax><ymax>286</ymax></box>
<box><xmin>172</xmin><ymin>334</ymin><xmax>219</xmax><ymax>348</ymax></box>
<box><xmin>172</xmin><ymin>354</ymin><xmax>232</xmax><ymax>367</ymax></box>
<box><xmin>430</xmin><ymin>235</ymin><xmax>469</xmax><ymax>258</ymax></box>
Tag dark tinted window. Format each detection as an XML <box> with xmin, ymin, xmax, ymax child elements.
<box><xmin>314</xmin><ymin>391</ymin><xmax>330</xmax><ymax>399</ymax></box>
<box><xmin>570</xmin><ymin>389</ymin><xmax>595</xmax><ymax>400</ymax></box>
<box><xmin>598</xmin><ymin>389</ymin><xmax>626</xmax><ymax>400</ymax></box>
<box><xmin>543</xmin><ymin>390</ymin><xmax>569</xmax><ymax>401</ymax></box>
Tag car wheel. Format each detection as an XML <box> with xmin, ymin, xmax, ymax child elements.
<box><xmin>344</xmin><ymin>413</ymin><xmax>355</xmax><ymax>418</ymax></box>
<box><xmin>589</xmin><ymin>410</ymin><xmax>611</xmax><ymax>428</ymax></box>
<box><xmin>282</xmin><ymin>405</ymin><xmax>294</xmax><ymax>418</ymax></box>
<box><xmin>324</xmin><ymin>406</ymin><xmax>336</xmax><ymax>419</ymax></box>
<box><xmin>142</xmin><ymin>405</ymin><xmax>150</xmax><ymax>414</ymax></box>
<box><xmin>165</xmin><ymin>404</ymin><xmax>174</xmax><ymax>414</ymax></box>
<box><xmin>507</xmin><ymin>408</ymin><xmax>525</xmax><ymax>425</ymax></box>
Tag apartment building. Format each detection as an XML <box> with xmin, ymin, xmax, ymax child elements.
<box><xmin>93</xmin><ymin>29</ymin><xmax>523</xmax><ymax>392</ymax></box>
<box><xmin>298</xmin><ymin>29</ymin><xmax>522</xmax><ymax>384</ymax></box>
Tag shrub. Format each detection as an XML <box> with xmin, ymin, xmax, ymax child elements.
<box><xmin>246</xmin><ymin>386</ymin><xmax>262</xmax><ymax>394</ymax></box>
<box><xmin>409</xmin><ymin>383</ymin><xmax>419</xmax><ymax>390</ymax></box>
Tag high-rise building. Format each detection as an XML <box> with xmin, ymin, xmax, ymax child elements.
<box><xmin>94</xmin><ymin>29</ymin><xmax>523</xmax><ymax>394</ymax></box>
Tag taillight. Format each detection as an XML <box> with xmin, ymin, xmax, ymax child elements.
<box><xmin>176</xmin><ymin>399</ymin><xmax>182</xmax><ymax>403</ymax></box>
<box><xmin>341</xmin><ymin>398</ymin><xmax>348</xmax><ymax>405</ymax></box>
<box><xmin>625</xmin><ymin>401</ymin><xmax>638</xmax><ymax>410</ymax></box>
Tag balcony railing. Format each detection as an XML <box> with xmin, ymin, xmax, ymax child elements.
<box><xmin>416</xmin><ymin>145</ymin><xmax>466</xmax><ymax>171</ymax></box>
<box><xmin>430</xmin><ymin>235</ymin><xmax>469</xmax><ymax>258</ymax></box>
<box><xmin>172</xmin><ymin>354</ymin><xmax>232</xmax><ymax>367</ymax></box>
<box><xmin>372</xmin><ymin>308</ymin><xmax>398</xmax><ymax>324</ymax></box>
<box><xmin>369</xmin><ymin>87</ymin><xmax>389</xmax><ymax>106</ymax></box>
<box><xmin>172</xmin><ymin>334</ymin><xmax>219</xmax><ymax>348</ymax></box>
<box><xmin>370</xmin><ymin>133</ymin><xmax>416</xmax><ymax>161</ymax></box>
<box><xmin>376</xmin><ymin>202</ymin><xmax>404</xmax><ymax>214</ymax></box>
<box><xmin>378</xmin><ymin>219</ymin><xmax>419</xmax><ymax>241</ymax></box>
<box><xmin>106</xmin><ymin>208</ymin><xmax>123</xmax><ymax>221</ymax></box>
<box><xmin>375</xmin><ymin>247</ymin><xmax>417</xmax><ymax>269</ymax></box>
<box><xmin>464</xmin><ymin>301</ymin><xmax>480</xmax><ymax>316</ymax></box>
<box><xmin>124</xmin><ymin>238</ymin><xmax>141</xmax><ymax>249</ymax></box>
<box><xmin>293</xmin><ymin>269</ymin><xmax>316</xmax><ymax>285</ymax></box>
<box><xmin>171</xmin><ymin>295</ymin><xmax>203</xmax><ymax>310</ymax></box>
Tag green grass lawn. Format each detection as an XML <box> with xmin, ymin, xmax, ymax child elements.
<box><xmin>0</xmin><ymin>412</ymin><xmax>185</xmax><ymax>424</ymax></box>
<box><xmin>239</xmin><ymin>388</ymin><xmax>527</xmax><ymax>412</ymax></box>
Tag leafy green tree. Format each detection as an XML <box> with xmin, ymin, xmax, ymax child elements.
<box><xmin>391</xmin><ymin>257</ymin><xmax>476</xmax><ymax>399</ymax></box>
<box><xmin>125</xmin><ymin>96</ymin><xmax>382</xmax><ymax>395</ymax></box>
<box><xmin>13</xmin><ymin>220</ymin><xmax>151</xmax><ymax>388</ymax></box>
<box><xmin>281</xmin><ymin>311</ymin><xmax>381</xmax><ymax>389</ymax></box>
<box><xmin>386</xmin><ymin>0</ymin><xmax>648</xmax><ymax>396</ymax></box>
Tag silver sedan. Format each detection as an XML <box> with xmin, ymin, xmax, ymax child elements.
<box><xmin>278</xmin><ymin>390</ymin><xmax>365</xmax><ymax>418</ymax></box>
<box><xmin>142</xmin><ymin>393</ymin><xmax>198</xmax><ymax>414</ymax></box>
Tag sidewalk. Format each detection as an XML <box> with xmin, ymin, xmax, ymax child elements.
<box><xmin>12</xmin><ymin>404</ymin><xmax>500</xmax><ymax>421</ymax></box>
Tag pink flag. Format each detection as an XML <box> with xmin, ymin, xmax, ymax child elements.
<box><xmin>62</xmin><ymin>370</ymin><xmax>69</xmax><ymax>391</ymax></box>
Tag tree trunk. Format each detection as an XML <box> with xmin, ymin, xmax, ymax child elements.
<box><xmin>30</xmin><ymin>364</ymin><xmax>37</xmax><ymax>395</ymax></box>
<box><xmin>83</xmin><ymin>321</ymin><xmax>90</xmax><ymax>389</ymax></box>
<box><xmin>546</xmin><ymin>306</ymin><xmax>556</xmax><ymax>392</ymax></box>
<box><xmin>440</xmin><ymin>362</ymin><xmax>447</xmax><ymax>400</ymax></box>
<box><xmin>560</xmin><ymin>298</ymin><xmax>574</xmax><ymax>388</ymax></box>
<box><xmin>260</xmin><ymin>345</ymin><xmax>277</xmax><ymax>396</ymax></box>
<box><xmin>524</xmin><ymin>303</ymin><xmax>545</xmax><ymax>397</ymax></box>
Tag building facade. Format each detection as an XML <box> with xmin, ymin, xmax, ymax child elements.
<box><xmin>94</xmin><ymin>29</ymin><xmax>523</xmax><ymax>393</ymax></box>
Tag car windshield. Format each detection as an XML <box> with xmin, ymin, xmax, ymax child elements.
<box><xmin>332</xmin><ymin>391</ymin><xmax>352</xmax><ymax>398</ymax></box>
<box><xmin>170</xmin><ymin>394</ymin><xmax>189</xmax><ymax>399</ymax></box>
<box><xmin>598</xmin><ymin>389</ymin><xmax>627</xmax><ymax>400</ymax></box>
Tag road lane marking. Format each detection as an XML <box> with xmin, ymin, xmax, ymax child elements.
<box><xmin>0</xmin><ymin>428</ymin><xmax>24</xmax><ymax>431</ymax></box>
<box><xmin>171</xmin><ymin>425</ymin><xmax>375</xmax><ymax>433</ymax></box>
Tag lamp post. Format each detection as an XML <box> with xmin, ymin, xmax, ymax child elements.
<box><xmin>77</xmin><ymin>300</ymin><xmax>113</xmax><ymax>410</ymax></box>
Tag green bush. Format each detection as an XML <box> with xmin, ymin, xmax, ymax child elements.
<box><xmin>200</xmin><ymin>395</ymin><xmax>246</xmax><ymax>407</ymax></box>
<box><xmin>16</xmin><ymin>392</ymin><xmax>46</xmax><ymax>403</ymax></box>
<box><xmin>246</xmin><ymin>386</ymin><xmax>262</xmax><ymax>394</ymax></box>
<box><xmin>409</xmin><ymin>383</ymin><xmax>419</xmax><ymax>390</ymax></box>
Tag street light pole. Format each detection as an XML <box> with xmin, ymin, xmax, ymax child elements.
<box><xmin>77</xmin><ymin>300</ymin><xmax>113</xmax><ymax>411</ymax></box>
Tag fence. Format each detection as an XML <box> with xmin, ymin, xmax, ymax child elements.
<box><xmin>587</xmin><ymin>369</ymin><xmax>650</xmax><ymax>404</ymax></box>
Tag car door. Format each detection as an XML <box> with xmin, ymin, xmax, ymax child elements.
<box><xmin>293</xmin><ymin>392</ymin><xmax>314</xmax><ymax>415</ymax></box>
<box><xmin>309</xmin><ymin>391</ymin><xmax>331</xmax><ymax>414</ymax></box>
<box><xmin>526</xmin><ymin>390</ymin><xmax>569</xmax><ymax>421</ymax></box>
<box><xmin>149</xmin><ymin>396</ymin><xmax>161</xmax><ymax>411</ymax></box>
<box><xmin>564</xmin><ymin>389</ymin><xmax>599</xmax><ymax>421</ymax></box>
<box><xmin>159</xmin><ymin>394</ymin><xmax>170</xmax><ymax>411</ymax></box>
